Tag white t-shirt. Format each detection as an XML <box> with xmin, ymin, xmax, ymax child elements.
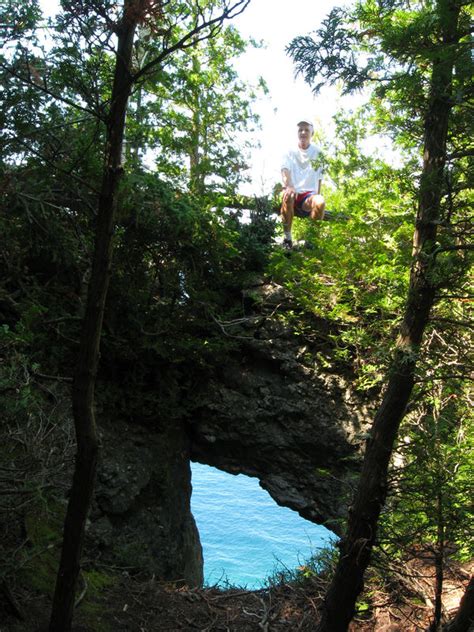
<box><xmin>281</xmin><ymin>143</ymin><xmax>323</xmax><ymax>192</ymax></box>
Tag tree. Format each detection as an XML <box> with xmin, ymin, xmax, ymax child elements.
<box><xmin>381</xmin><ymin>347</ymin><xmax>473</xmax><ymax>630</ymax></box>
<box><xmin>2</xmin><ymin>1</ymin><xmax>252</xmax><ymax>629</ymax></box>
<box><xmin>148</xmin><ymin>27</ymin><xmax>264</xmax><ymax>196</ymax></box>
<box><xmin>288</xmin><ymin>0</ymin><xmax>472</xmax><ymax>628</ymax></box>
<box><xmin>50</xmin><ymin>0</ymin><xmax>252</xmax><ymax>626</ymax></box>
<box><xmin>123</xmin><ymin>20</ymin><xmax>265</xmax><ymax>196</ymax></box>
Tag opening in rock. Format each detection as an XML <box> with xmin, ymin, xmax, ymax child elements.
<box><xmin>191</xmin><ymin>462</ymin><xmax>334</xmax><ymax>589</ymax></box>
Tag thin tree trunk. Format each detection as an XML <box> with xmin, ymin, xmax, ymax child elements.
<box><xmin>443</xmin><ymin>575</ymin><xmax>474</xmax><ymax>632</ymax></box>
<box><xmin>315</xmin><ymin>0</ymin><xmax>461</xmax><ymax>629</ymax></box>
<box><xmin>429</xmin><ymin>392</ymin><xmax>446</xmax><ymax>632</ymax></box>
<box><xmin>49</xmin><ymin>4</ymin><xmax>141</xmax><ymax>630</ymax></box>
<box><xmin>429</xmin><ymin>495</ymin><xmax>445</xmax><ymax>631</ymax></box>
<box><xmin>189</xmin><ymin>54</ymin><xmax>204</xmax><ymax>195</ymax></box>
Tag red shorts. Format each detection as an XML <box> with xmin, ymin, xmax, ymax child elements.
<box><xmin>295</xmin><ymin>191</ymin><xmax>317</xmax><ymax>217</ymax></box>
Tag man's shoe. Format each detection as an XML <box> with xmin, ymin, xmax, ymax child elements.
<box><xmin>283</xmin><ymin>238</ymin><xmax>293</xmax><ymax>250</ymax></box>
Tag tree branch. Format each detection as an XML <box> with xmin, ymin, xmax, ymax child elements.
<box><xmin>0</xmin><ymin>62</ymin><xmax>103</xmax><ymax>120</ymax></box>
<box><xmin>6</xmin><ymin>136</ymin><xmax>101</xmax><ymax>195</ymax></box>
<box><xmin>431</xmin><ymin>317</ymin><xmax>474</xmax><ymax>330</ymax></box>
<box><xmin>447</xmin><ymin>148</ymin><xmax>474</xmax><ymax>160</ymax></box>
<box><xmin>133</xmin><ymin>0</ymin><xmax>251</xmax><ymax>83</ymax></box>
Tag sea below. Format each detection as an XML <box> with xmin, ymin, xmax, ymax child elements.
<box><xmin>191</xmin><ymin>462</ymin><xmax>334</xmax><ymax>589</ymax></box>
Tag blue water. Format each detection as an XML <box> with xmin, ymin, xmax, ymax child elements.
<box><xmin>191</xmin><ymin>462</ymin><xmax>334</xmax><ymax>589</ymax></box>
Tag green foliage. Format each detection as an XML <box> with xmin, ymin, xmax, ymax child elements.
<box><xmin>0</xmin><ymin>347</ymin><xmax>75</xmax><ymax>608</ymax></box>
<box><xmin>136</xmin><ymin>28</ymin><xmax>265</xmax><ymax>197</ymax></box>
<box><xmin>266</xmin><ymin>543</ymin><xmax>339</xmax><ymax>588</ymax></box>
<box><xmin>380</xmin><ymin>323</ymin><xmax>474</xmax><ymax>563</ymax></box>
<box><xmin>1</xmin><ymin>0</ymin><xmax>264</xmax><ymax>202</ymax></box>
<box><xmin>1</xmin><ymin>157</ymin><xmax>277</xmax><ymax>425</ymax></box>
<box><xmin>0</xmin><ymin>0</ymin><xmax>271</xmax><ymax>431</ymax></box>
<box><xmin>20</xmin><ymin>501</ymin><xmax>115</xmax><ymax>629</ymax></box>
<box><xmin>100</xmin><ymin>174</ymin><xmax>276</xmax><ymax>423</ymax></box>
<box><xmin>281</xmin><ymin>3</ymin><xmax>473</xmax><ymax>596</ymax></box>
<box><xmin>288</xmin><ymin>0</ymin><xmax>472</xmax><ymax>153</ymax></box>
<box><xmin>21</xmin><ymin>501</ymin><xmax>66</xmax><ymax>596</ymax></box>
<box><xmin>231</xmin><ymin>199</ymin><xmax>276</xmax><ymax>273</ymax></box>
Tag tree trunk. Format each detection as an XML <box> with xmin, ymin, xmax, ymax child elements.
<box><xmin>189</xmin><ymin>54</ymin><xmax>204</xmax><ymax>195</ymax></box>
<box><xmin>443</xmin><ymin>575</ymin><xmax>474</xmax><ymax>632</ymax></box>
<box><xmin>49</xmin><ymin>4</ymin><xmax>140</xmax><ymax>631</ymax></box>
<box><xmin>429</xmin><ymin>504</ymin><xmax>445</xmax><ymax>631</ymax></box>
<box><xmin>315</xmin><ymin>0</ymin><xmax>461</xmax><ymax>630</ymax></box>
<box><xmin>429</xmin><ymin>394</ymin><xmax>446</xmax><ymax>632</ymax></box>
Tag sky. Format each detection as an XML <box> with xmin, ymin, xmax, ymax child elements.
<box><xmin>38</xmin><ymin>0</ymin><xmax>366</xmax><ymax>194</ymax></box>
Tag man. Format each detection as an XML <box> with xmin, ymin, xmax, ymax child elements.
<box><xmin>280</xmin><ymin>118</ymin><xmax>325</xmax><ymax>249</ymax></box>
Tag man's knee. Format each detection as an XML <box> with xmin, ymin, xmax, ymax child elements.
<box><xmin>281</xmin><ymin>194</ymin><xmax>295</xmax><ymax>218</ymax></box>
<box><xmin>309</xmin><ymin>194</ymin><xmax>325</xmax><ymax>220</ymax></box>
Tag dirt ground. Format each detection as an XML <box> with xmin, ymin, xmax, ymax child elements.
<box><xmin>1</xmin><ymin>557</ymin><xmax>472</xmax><ymax>632</ymax></box>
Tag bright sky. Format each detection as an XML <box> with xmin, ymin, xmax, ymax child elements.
<box><xmin>38</xmin><ymin>0</ymin><xmax>364</xmax><ymax>194</ymax></box>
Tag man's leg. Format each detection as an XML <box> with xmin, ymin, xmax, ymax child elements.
<box><xmin>302</xmin><ymin>194</ymin><xmax>325</xmax><ymax>220</ymax></box>
<box><xmin>280</xmin><ymin>190</ymin><xmax>295</xmax><ymax>246</ymax></box>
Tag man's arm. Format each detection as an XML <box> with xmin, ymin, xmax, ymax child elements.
<box><xmin>281</xmin><ymin>168</ymin><xmax>296</xmax><ymax>199</ymax></box>
<box><xmin>281</xmin><ymin>168</ymin><xmax>293</xmax><ymax>188</ymax></box>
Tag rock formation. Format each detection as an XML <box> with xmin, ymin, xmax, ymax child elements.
<box><xmin>88</xmin><ymin>279</ymin><xmax>374</xmax><ymax>586</ymax></box>
<box><xmin>89</xmin><ymin>417</ymin><xmax>203</xmax><ymax>587</ymax></box>
<box><xmin>189</xmin><ymin>279</ymin><xmax>373</xmax><ymax>534</ymax></box>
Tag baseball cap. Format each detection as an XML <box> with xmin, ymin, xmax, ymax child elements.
<box><xmin>297</xmin><ymin>117</ymin><xmax>314</xmax><ymax>127</ymax></box>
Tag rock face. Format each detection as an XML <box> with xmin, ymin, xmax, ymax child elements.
<box><xmin>89</xmin><ymin>417</ymin><xmax>203</xmax><ymax>587</ymax></box>
<box><xmin>188</xmin><ymin>280</ymin><xmax>373</xmax><ymax>535</ymax></box>
<box><xmin>89</xmin><ymin>280</ymin><xmax>374</xmax><ymax>583</ymax></box>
